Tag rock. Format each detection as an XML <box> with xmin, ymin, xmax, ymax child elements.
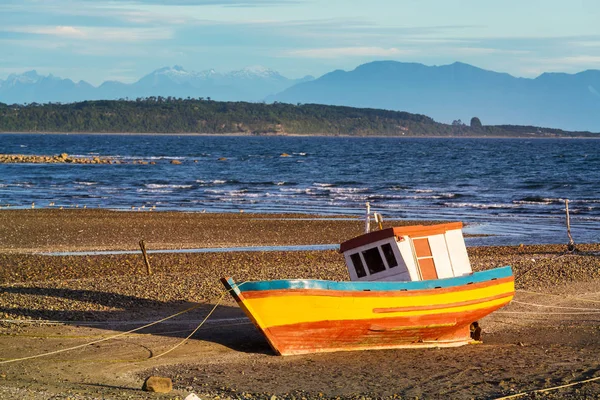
<box><xmin>60</xmin><ymin>153</ymin><xmax>68</xmax><ymax>160</ymax></box>
<box><xmin>280</xmin><ymin>153</ymin><xmax>290</xmax><ymax>157</ymax></box>
<box><xmin>171</xmin><ymin>160</ymin><xmax>182</xmax><ymax>165</ymax></box>
<box><xmin>185</xmin><ymin>393</ymin><xmax>202</xmax><ymax>400</ymax></box>
<box><xmin>218</xmin><ymin>157</ymin><xmax>227</xmax><ymax>161</ymax></box>
<box><xmin>142</xmin><ymin>376</ymin><xmax>172</xmax><ymax>393</ymax></box>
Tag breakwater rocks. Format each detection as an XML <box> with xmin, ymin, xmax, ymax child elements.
<box><xmin>0</xmin><ymin>153</ymin><xmax>156</xmax><ymax>165</ymax></box>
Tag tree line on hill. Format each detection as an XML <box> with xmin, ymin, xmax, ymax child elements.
<box><xmin>0</xmin><ymin>98</ymin><xmax>596</xmax><ymax>137</ymax></box>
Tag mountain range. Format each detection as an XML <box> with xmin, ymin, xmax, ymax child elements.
<box><xmin>272</xmin><ymin>61</ymin><xmax>600</xmax><ymax>132</ymax></box>
<box><xmin>0</xmin><ymin>66</ymin><xmax>313</xmax><ymax>104</ymax></box>
<box><xmin>2</xmin><ymin>61</ymin><xmax>599</xmax><ymax>132</ymax></box>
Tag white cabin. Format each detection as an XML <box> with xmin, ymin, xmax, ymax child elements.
<box><xmin>340</xmin><ymin>222</ymin><xmax>472</xmax><ymax>282</ymax></box>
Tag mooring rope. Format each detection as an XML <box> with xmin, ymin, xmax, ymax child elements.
<box><xmin>0</xmin><ymin>303</ymin><xmax>202</xmax><ymax>365</ymax></box>
<box><xmin>0</xmin><ymin>281</ymin><xmax>246</xmax><ymax>365</ymax></box>
<box><xmin>511</xmin><ymin>300</ymin><xmax>600</xmax><ymax>311</ymax></box>
<box><xmin>517</xmin><ymin>289</ymin><xmax>600</xmax><ymax>304</ymax></box>
<box><xmin>494</xmin><ymin>373</ymin><xmax>600</xmax><ymax>399</ymax></box>
<box><xmin>150</xmin><ymin>290</ymin><xmax>229</xmax><ymax>360</ymax></box>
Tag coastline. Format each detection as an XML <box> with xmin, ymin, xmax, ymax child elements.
<box><xmin>0</xmin><ymin>209</ymin><xmax>598</xmax><ymax>399</ymax></box>
<box><xmin>1</xmin><ymin>131</ymin><xmax>599</xmax><ymax>139</ymax></box>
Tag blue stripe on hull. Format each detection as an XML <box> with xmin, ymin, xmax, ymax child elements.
<box><xmin>235</xmin><ymin>266</ymin><xmax>512</xmax><ymax>293</ymax></box>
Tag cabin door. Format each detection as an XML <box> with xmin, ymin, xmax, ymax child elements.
<box><xmin>412</xmin><ymin>238</ymin><xmax>438</xmax><ymax>280</ymax></box>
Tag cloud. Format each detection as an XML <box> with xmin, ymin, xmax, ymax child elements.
<box><xmin>556</xmin><ymin>55</ymin><xmax>600</xmax><ymax>65</ymax></box>
<box><xmin>1</xmin><ymin>25</ymin><xmax>173</xmax><ymax>42</ymax></box>
<box><xmin>287</xmin><ymin>47</ymin><xmax>413</xmax><ymax>59</ymax></box>
<box><xmin>3</xmin><ymin>25</ymin><xmax>86</xmax><ymax>38</ymax></box>
<box><xmin>54</xmin><ymin>26</ymin><xmax>85</xmax><ymax>37</ymax></box>
<box><xmin>81</xmin><ymin>0</ymin><xmax>302</xmax><ymax>6</ymax></box>
<box><xmin>449</xmin><ymin>47</ymin><xmax>531</xmax><ymax>56</ymax></box>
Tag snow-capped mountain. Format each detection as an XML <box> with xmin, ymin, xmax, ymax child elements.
<box><xmin>131</xmin><ymin>65</ymin><xmax>311</xmax><ymax>101</ymax></box>
<box><xmin>0</xmin><ymin>70</ymin><xmax>95</xmax><ymax>104</ymax></box>
<box><xmin>0</xmin><ymin>66</ymin><xmax>314</xmax><ymax>104</ymax></box>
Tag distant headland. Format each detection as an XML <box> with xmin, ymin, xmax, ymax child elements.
<box><xmin>0</xmin><ymin>98</ymin><xmax>597</xmax><ymax>138</ymax></box>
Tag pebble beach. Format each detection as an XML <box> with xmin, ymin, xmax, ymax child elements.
<box><xmin>0</xmin><ymin>209</ymin><xmax>599</xmax><ymax>399</ymax></box>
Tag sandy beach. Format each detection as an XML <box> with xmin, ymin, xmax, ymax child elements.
<box><xmin>0</xmin><ymin>210</ymin><xmax>599</xmax><ymax>399</ymax></box>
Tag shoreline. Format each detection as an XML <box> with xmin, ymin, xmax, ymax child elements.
<box><xmin>0</xmin><ymin>209</ymin><xmax>598</xmax><ymax>399</ymax></box>
<box><xmin>1</xmin><ymin>131</ymin><xmax>599</xmax><ymax>139</ymax></box>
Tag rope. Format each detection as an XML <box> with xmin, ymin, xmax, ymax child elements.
<box><xmin>517</xmin><ymin>290</ymin><xmax>600</xmax><ymax>304</ymax></box>
<box><xmin>149</xmin><ymin>281</ymin><xmax>247</xmax><ymax>360</ymax></box>
<box><xmin>150</xmin><ymin>291</ymin><xmax>228</xmax><ymax>360</ymax></box>
<box><xmin>496</xmin><ymin>311</ymin><xmax>600</xmax><ymax>315</ymax></box>
<box><xmin>511</xmin><ymin>300</ymin><xmax>600</xmax><ymax>311</ymax></box>
<box><xmin>494</xmin><ymin>374</ymin><xmax>600</xmax><ymax>399</ymax></box>
<box><xmin>0</xmin><ymin>303</ymin><xmax>202</xmax><ymax>364</ymax></box>
<box><xmin>0</xmin><ymin>281</ymin><xmax>246</xmax><ymax>365</ymax></box>
<box><xmin>514</xmin><ymin>252</ymin><xmax>569</xmax><ymax>283</ymax></box>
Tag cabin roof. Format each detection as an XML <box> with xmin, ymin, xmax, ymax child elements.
<box><xmin>339</xmin><ymin>222</ymin><xmax>463</xmax><ymax>253</ymax></box>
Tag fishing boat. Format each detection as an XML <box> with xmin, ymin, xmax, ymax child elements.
<box><xmin>222</xmin><ymin>206</ymin><xmax>514</xmax><ymax>356</ymax></box>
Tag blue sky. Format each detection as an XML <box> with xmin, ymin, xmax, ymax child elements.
<box><xmin>1</xmin><ymin>0</ymin><xmax>599</xmax><ymax>85</ymax></box>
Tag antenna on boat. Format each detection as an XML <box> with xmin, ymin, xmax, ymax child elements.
<box><xmin>365</xmin><ymin>202</ymin><xmax>371</xmax><ymax>233</ymax></box>
<box><xmin>565</xmin><ymin>199</ymin><xmax>576</xmax><ymax>252</ymax></box>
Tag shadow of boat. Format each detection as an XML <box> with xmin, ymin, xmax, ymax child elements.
<box><xmin>0</xmin><ymin>285</ymin><xmax>273</xmax><ymax>356</ymax></box>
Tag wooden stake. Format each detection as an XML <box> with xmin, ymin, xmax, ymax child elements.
<box><xmin>139</xmin><ymin>240</ymin><xmax>152</xmax><ymax>275</ymax></box>
<box><xmin>565</xmin><ymin>200</ymin><xmax>576</xmax><ymax>252</ymax></box>
<box><xmin>365</xmin><ymin>202</ymin><xmax>371</xmax><ymax>234</ymax></box>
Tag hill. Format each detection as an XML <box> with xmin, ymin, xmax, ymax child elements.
<box><xmin>0</xmin><ymin>98</ymin><xmax>596</xmax><ymax>137</ymax></box>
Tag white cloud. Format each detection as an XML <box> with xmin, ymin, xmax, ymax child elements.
<box><xmin>570</xmin><ymin>40</ymin><xmax>600</xmax><ymax>48</ymax></box>
<box><xmin>449</xmin><ymin>47</ymin><xmax>531</xmax><ymax>55</ymax></box>
<box><xmin>3</xmin><ymin>25</ymin><xmax>86</xmax><ymax>38</ymax></box>
<box><xmin>1</xmin><ymin>25</ymin><xmax>173</xmax><ymax>42</ymax></box>
<box><xmin>556</xmin><ymin>55</ymin><xmax>600</xmax><ymax>65</ymax></box>
<box><xmin>54</xmin><ymin>26</ymin><xmax>86</xmax><ymax>37</ymax></box>
<box><xmin>287</xmin><ymin>47</ymin><xmax>413</xmax><ymax>59</ymax></box>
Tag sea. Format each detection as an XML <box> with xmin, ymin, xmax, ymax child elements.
<box><xmin>1</xmin><ymin>133</ymin><xmax>600</xmax><ymax>246</ymax></box>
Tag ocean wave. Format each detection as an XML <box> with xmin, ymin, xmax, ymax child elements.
<box><xmin>368</xmin><ymin>193</ymin><xmax>457</xmax><ymax>200</ymax></box>
<box><xmin>389</xmin><ymin>185</ymin><xmax>409</xmax><ymax>190</ymax></box>
<box><xmin>313</xmin><ymin>183</ymin><xmax>333</xmax><ymax>187</ymax></box>
<box><xmin>280</xmin><ymin>188</ymin><xmax>311</xmax><ymax>193</ymax></box>
<box><xmin>8</xmin><ymin>183</ymin><xmax>34</xmax><ymax>188</ymax></box>
<box><xmin>75</xmin><ymin>181</ymin><xmax>97</xmax><ymax>186</ymax></box>
<box><xmin>325</xmin><ymin>187</ymin><xmax>369</xmax><ymax>194</ymax></box>
<box><xmin>137</xmin><ymin>188</ymin><xmax>173</xmax><ymax>193</ymax></box>
<box><xmin>515</xmin><ymin>196</ymin><xmax>565</xmax><ymax>204</ymax></box>
<box><xmin>444</xmin><ymin>202</ymin><xmax>521</xmax><ymax>209</ymax></box>
<box><xmin>145</xmin><ymin>184</ymin><xmax>193</xmax><ymax>189</ymax></box>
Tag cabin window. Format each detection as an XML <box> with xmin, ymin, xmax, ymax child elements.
<box><xmin>362</xmin><ymin>247</ymin><xmax>386</xmax><ymax>274</ymax></box>
<box><xmin>381</xmin><ymin>243</ymin><xmax>398</xmax><ymax>268</ymax></box>
<box><xmin>350</xmin><ymin>253</ymin><xmax>366</xmax><ymax>278</ymax></box>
